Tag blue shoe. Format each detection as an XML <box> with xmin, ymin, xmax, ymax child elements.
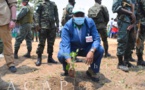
<box><xmin>9</xmin><ymin>66</ymin><xmax>17</xmax><ymax>73</ymax></box>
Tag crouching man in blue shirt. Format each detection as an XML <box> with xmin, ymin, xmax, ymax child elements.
<box><xmin>57</xmin><ymin>7</ymin><xmax>104</xmax><ymax>82</ymax></box>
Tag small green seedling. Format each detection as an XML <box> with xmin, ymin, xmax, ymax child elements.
<box><xmin>66</xmin><ymin>49</ymin><xmax>79</xmax><ymax>77</ymax></box>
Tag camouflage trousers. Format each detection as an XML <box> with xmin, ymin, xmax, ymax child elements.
<box><xmin>0</xmin><ymin>39</ymin><xmax>3</xmax><ymax>54</ymax></box>
<box><xmin>117</xmin><ymin>20</ymin><xmax>136</xmax><ymax>57</ymax></box>
<box><xmin>136</xmin><ymin>25</ymin><xmax>145</xmax><ymax>55</ymax></box>
<box><xmin>14</xmin><ymin>23</ymin><xmax>32</xmax><ymax>51</ymax></box>
<box><xmin>31</xmin><ymin>27</ymin><xmax>39</xmax><ymax>42</ymax></box>
<box><xmin>97</xmin><ymin>28</ymin><xmax>109</xmax><ymax>53</ymax></box>
<box><xmin>36</xmin><ymin>28</ymin><xmax>56</xmax><ymax>55</ymax></box>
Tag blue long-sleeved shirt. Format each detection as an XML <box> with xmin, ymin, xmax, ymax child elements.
<box><xmin>59</xmin><ymin>17</ymin><xmax>101</xmax><ymax>60</ymax></box>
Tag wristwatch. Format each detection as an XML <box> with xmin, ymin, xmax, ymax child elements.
<box><xmin>90</xmin><ymin>48</ymin><xmax>95</xmax><ymax>53</ymax></box>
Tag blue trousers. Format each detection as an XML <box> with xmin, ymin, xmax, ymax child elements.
<box><xmin>57</xmin><ymin>45</ymin><xmax>104</xmax><ymax>73</ymax></box>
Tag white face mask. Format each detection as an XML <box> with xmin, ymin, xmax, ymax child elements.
<box><xmin>73</xmin><ymin>17</ymin><xmax>85</xmax><ymax>25</ymax></box>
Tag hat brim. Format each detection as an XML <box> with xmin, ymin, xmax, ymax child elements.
<box><xmin>73</xmin><ymin>11</ymin><xmax>85</xmax><ymax>14</ymax></box>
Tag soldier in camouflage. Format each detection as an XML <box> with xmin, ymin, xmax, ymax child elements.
<box><xmin>112</xmin><ymin>0</ymin><xmax>136</xmax><ymax>72</ymax></box>
<box><xmin>61</xmin><ymin>0</ymin><xmax>75</xmax><ymax>26</ymax></box>
<box><xmin>88</xmin><ymin>0</ymin><xmax>111</xmax><ymax>57</ymax></box>
<box><xmin>35</xmin><ymin>0</ymin><xmax>59</xmax><ymax>66</ymax></box>
<box><xmin>126</xmin><ymin>0</ymin><xmax>136</xmax><ymax>62</ymax></box>
<box><xmin>135</xmin><ymin>0</ymin><xmax>145</xmax><ymax>66</ymax></box>
<box><xmin>14</xmin><ymin>0</ymin><xmax>33</xmax><ymax>59</ymax></box>
<box><xmin>31</xmin><ymin>13</ymin><xmax>39</xmax><ymax>42</ymax></box>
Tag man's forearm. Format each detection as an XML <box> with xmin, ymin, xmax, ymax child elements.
<box><xmin>11</xmin><ymin>6</ymin><xmax>17</xmax><ymax>20</ymax></box>
<box><xmin>131</xmin><ymin>4</ymin><xmax>135</xmax><ymax>13</ymax></box>
<box><xmin>120</xmin><ymin>8</ymin><xmax>132</xmax><ymax>15</ymax></box>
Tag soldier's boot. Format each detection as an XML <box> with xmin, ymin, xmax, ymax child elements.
<box><xmin>48</xmin><ymin>53</ymin><xmax>58</xmax><ymax>64</ymax></box>
<box><xmin>129</xmin><ymin>54</ymin><xmax>136</xmax><ymax>62</ymax></box>
<box><xmin>124</xmin><ymin>56</ymin><xmax>135</xmax><ymax>68</ymax></box>
<box><xmin>117</xmin><ymin>55</ymin><xmax>129</xmax><ymax>72</ymax></box>
<box><xmin>0</xmin><ymin>78</ymin><xmax>9</xmax><ymax>89</ymax></box>
<box><xmin>35</xmin><ymin>54</ymin><xmax>42</xmax><ymax>66</ymax></box>
<box><xmin>137</xmin><ymin>54</ymin><xmax>145</xmax><ymax>66</ymax></box>
<box><xmin>23</xmin><ymin>50</ymin><xmax>31</xmax><ymax>58</ymax></box>
<box><xmin>14</xmin><ymin>49</ymin><xmax>19</xmax><ymax>59</ymax></box>
<box><xmin>104</xmin><ymin>48</ymin><xmax>111</xmax><ymax>57</ymax></box>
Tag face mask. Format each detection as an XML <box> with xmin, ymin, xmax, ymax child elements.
<box><xmin>73</xmin><ymin>17</ymin><xmax>85</xmax><ymax>25</ymax></box>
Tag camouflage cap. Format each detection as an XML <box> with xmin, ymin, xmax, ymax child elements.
<box><xmin>22</xmin><ymin>0</ymin><xmax>29</xmax><ymax>2</ymax></box>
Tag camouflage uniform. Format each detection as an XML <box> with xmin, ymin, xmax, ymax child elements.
<box><xmin>35</xmin><ymin>0</ymin><xmax>59</xmax><ymax>66</ymax></box>
<box><xmin>14</xmin><ymin>2</ymin><xmax>33</xmax><ymax>58</ymax></box>
<box><xmin>112</xmin><ymin>0</ymin><xmax>136</xmax><ymax>70</ymax></box>
<box><xmin>31</xmin><ymin>14</ymin><xmax>39</xmax><ymax>42</ymax></box>
<box><xmin>34</xmin><ymin>0</ymin><xmax>43</xmax><ymax>10</ymax></box>
<box><xmin>0</xmin><ymin>39</ymin><xmax>3</xmax><ymax>54</ymax></box>
<box><xmin>127</xmin><ymin>0</ymin><xmax>137</xmax><ymax>62</ymax></box>
<box><xmin>88</xmin><ymin>2</ymin><xmax>110</xmax><ymax>57</ymax></box>
<box><xmin>61</xmin><ymin>3</ymin><xmax>74</xmax><ymax>26</ymax></box>
<box><xmin>135</xmin><ymin>0</ymin><xmax>145</xmax><ymax>65</ymax></box>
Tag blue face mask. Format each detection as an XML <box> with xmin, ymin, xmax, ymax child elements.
<box><xmin>73</xmin><ymin>17</ymin><xmax>85</xmax><ymax>25</ymax></box>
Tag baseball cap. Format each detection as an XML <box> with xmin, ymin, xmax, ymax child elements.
<box><xmin>72</xmin><ymin>6</ymin><xmax>85</xmax><ymax>14</ymax></box>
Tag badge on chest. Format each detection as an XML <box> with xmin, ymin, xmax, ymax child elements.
<box><xmin>86</xmin><ymin>34</ymin><xmax>93</xmax><ymax>43</ymax></box>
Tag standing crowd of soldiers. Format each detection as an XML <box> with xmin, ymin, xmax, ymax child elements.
<box><xmin>0</xmin><ymin>0</ymin><xmax>145</xmax><ymax>88</ymax></box>
<box><xmin>112</xmin><ymin>0</ymin><xmax>145</xmax><ymax>72</ymax></box>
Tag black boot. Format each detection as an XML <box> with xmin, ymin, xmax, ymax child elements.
<box><xmin>129</xmin><ymin>54</ymin><xmax>136</xmax><ymax>62</ymax></box>
<box><xmin>137</xmin><ymin>54</ymin><xmax>145</xmax><ymax>66</ymax></box>
<box><xmin>48</xmin><ymin>53</ymin><xmax>57</xmax><ymax>64</ymax></box>
<box><xmin>124</xmin><ymin>55</ymin><xmax>135</xmax><ymax>68</ymax></box>
<box><xmin>35</xmin><ymin>54</ymin><xmax>42</xmax><ymax>66</ymax></box>
<box><xmin>23</xmin><ymin>50</ymin><xmax>31</xmax><ymax>58</ymax></box>
<box><xmin>14</xmin><ymin>49</ymin><xmax>19</xmax><ymax>59</ymax></box>
<box><xmin>104</xmin><ymin>48</ymin><xmax>111</xmax><ymax>57</ymax></box>
<box><xmin>117</xmin><ymin>55</ymin><xmax>129</xmax><ymax>72</ymax></box>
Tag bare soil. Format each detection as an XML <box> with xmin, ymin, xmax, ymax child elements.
<box><xmin>0</xmin><ymin>38</ymin><xmax>145</xmax><ymax>90</ymax></box>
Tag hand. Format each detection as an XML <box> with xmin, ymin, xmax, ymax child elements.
<box><xmin>86</xmin><ymin>51</ymin><xmax>94</xmax><ymax>65</ymax></box>
<box><xmin>9</xmin><ymin>21</ymin><xmax>16</xmax><ymax>30</ymax></box>
<box><xmin>56</xmin><ymin>27</ymin><xmax>59</xmax><ymax>32</ymax></box>
<box><xmin>36</xmin><ymin>25</ymin><xmax>41</xmax><ymax>31</ymax></box>
<box><xmin>127</xmin><ymin>24</ymin><xmax>134</xmax><ymax>31</ymax></box>
<box><xmin>130</xmin><ymin>13</ymin><xmax>136</xmax><ymax>24</ymax></box>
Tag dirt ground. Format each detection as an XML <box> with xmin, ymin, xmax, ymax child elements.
<box><xmin>0</xmin><ymin>38</ymin><xmax>145</xmax><ymax>90</ymax></box>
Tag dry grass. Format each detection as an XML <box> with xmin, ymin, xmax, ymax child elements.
<box><xmin>0</xmin><ymin>38</ymin><xmax>145</xmax><ymax>90</ymax></box>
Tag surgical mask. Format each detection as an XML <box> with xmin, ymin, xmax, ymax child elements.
<box><xmin>73</xmin><ymin>17</ymin><xmax>85</xmax><ymax>25</ymax></box>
